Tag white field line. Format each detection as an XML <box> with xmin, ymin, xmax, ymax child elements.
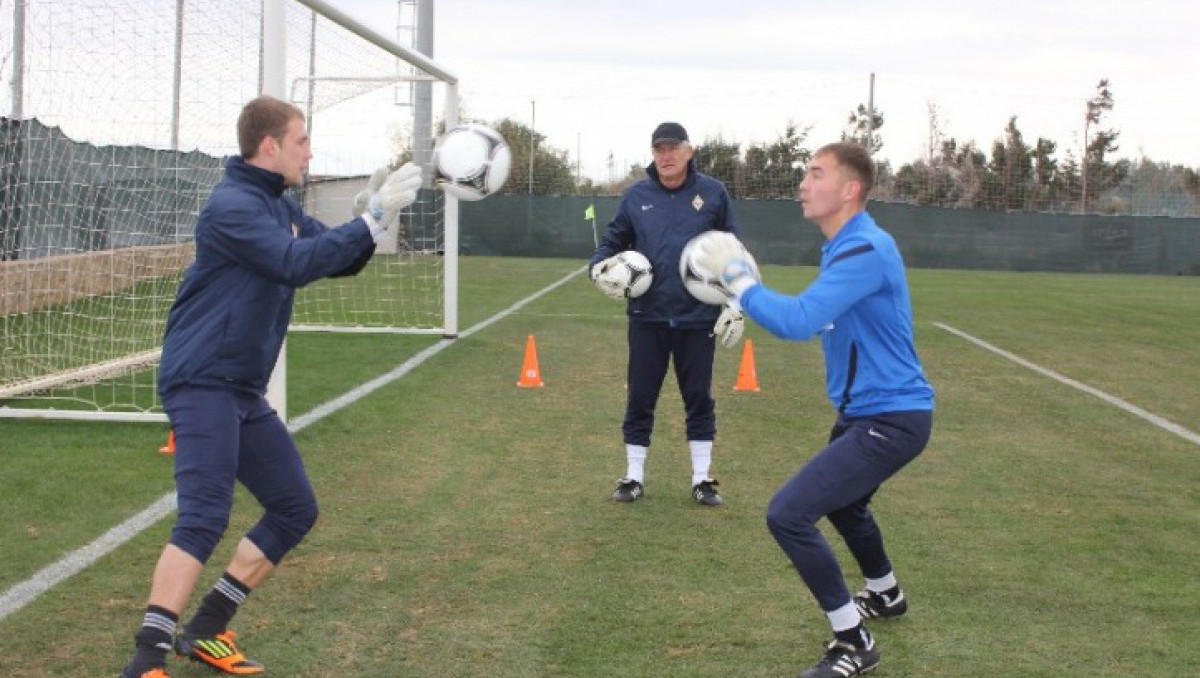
<box><xmin>934</xmin><ymin>322</ymin><xmax>1200</xmax><ymax>447</ymax></box>
<box><xmin>0</xmin><ymin>267</ymin><xmax>587</xmax><ymax>622</ymax></box>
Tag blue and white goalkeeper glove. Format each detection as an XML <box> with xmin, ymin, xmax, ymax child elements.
<box><xmin>695</xmin><ymin>232</ymin><xmax>761</xmax><ymax>301</ymax></box>
<box><xmin>352</xmin><ymin>163</ymin><xmax>422</xmax><ymax>241</ymax></box>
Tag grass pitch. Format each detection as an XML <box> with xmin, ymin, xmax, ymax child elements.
<box><xmin>1</xmin><ymin>258</ymin><xmax>1198</xmax><ymax>677</ymax></box>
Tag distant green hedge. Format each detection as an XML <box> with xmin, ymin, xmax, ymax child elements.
<box><xmin>462</xmin><ymin>195</ymin><xmax>1200</xmax><ymax>275</ymax></box>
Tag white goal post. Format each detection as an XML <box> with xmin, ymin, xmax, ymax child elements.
<box><xmin>0</xmin><ymin>0</ymin><xmax>462</xmax><ymax>423</ymax></box>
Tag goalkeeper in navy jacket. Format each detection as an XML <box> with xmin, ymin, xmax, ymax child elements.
<box><xmin>120</xmin><ymin>96</ymin><xmax>421</xmax><ymax>678</ymax></box>
<box><xmin>696</xmin><ymin>142</ymin><xmax>934</xmax><ymax>678</ymax></box>
<box><xmin>588</xmin><ymin>121</ymin><xmax>745</xmax><ymax>507</ymax></box>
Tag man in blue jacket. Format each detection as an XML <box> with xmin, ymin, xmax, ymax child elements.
<box><xmin>119</xmin><ymin>95</ymin><xmax>421</xmax><ymax>678</ymax></box>
<box><xmin>695</xmin><ymin>142</ymin><xmax>934</xmax><ymax>678</ymax></box>
<box><xmin>589</xmin><ymin>122</ymin><xmax>745</xmax><ymax>507</ymax></box>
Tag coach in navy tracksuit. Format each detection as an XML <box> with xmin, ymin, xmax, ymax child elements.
<box><xmin>697</xmin><ymin>142</ymin><xmax>934</xmax><ymax>678</ymax></box>
<box><xmin>588</xmin><ymin>122</ymin><xmax>744</xmax><ymax>507</ymax></box>
<box><xmin>120</xmin><ymin>95</ymin><xmax>420</xmax><ymax>678</ymax></box>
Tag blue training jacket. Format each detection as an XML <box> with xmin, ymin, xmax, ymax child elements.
<box><xmin>158</xmin><ymin>157</ymin><xmax>376</xmax><ymax>396</ymax></box>
<box><xmin>740</xmin><ymin>210</ymin><xmax>934</xmax><ymax>416</ymax></box>
<box><xmin>589</xmin><ymin>159</ymin><xmax>740</xmax><ymax>328</ymax></box>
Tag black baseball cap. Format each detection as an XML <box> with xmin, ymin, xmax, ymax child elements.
<box><xmin>651</xmin><ymin>122</ymin><xmax>688</xmax><ymax>146</ymax></box>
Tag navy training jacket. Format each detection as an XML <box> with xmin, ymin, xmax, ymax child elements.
<box><xmin>589</xmin><ymin>160</ymin><xmax>741</xmax><ymax>328</ymax></box>
<box><xmin>158</xmin><ymin>157</ymin><xmax>376</xmax><ymax>396</ymax></box>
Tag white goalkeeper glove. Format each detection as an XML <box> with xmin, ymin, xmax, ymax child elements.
<box><xmin>713</xmin><ymin>304</ymin><xmax>745</xmax><ymax>348</ymax></box>
<box><xmin>590</xmin><ymin>255</ymin><xmax>627</xmax><ymax>300</ymax></box>
<box><xmin>352</xmin><ymin>163</ymin><xmax>422</xmax><ymax>240</ymax></box>
<box><xmin>695</xmin><ymin>232</ymin><xmax>762</xmax><ymax>301</ymax></box>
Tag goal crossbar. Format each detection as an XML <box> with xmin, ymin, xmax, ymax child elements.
<box><xmin>291</xmin><ymin>0</ymin><xmax>458</xmax><ymax>85</ymax></box>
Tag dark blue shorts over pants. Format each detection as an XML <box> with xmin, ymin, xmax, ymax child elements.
<box><xmin>766</xmin><ymin>409</ymin><xmax>932</xmax><ymax>612</ymax></box>
<box><xmin>163</xmin><ymin>385</ymin><xmax>318</xmax><ymax>565</ymax></box>
<box><xmin>622</xmin><ymin>323</ymin><xmax>716</xmax><ymax>447</ymax></box>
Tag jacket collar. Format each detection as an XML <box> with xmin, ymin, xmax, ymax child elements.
<box><xmin>226</xmin><ymin>155</ymin><xmax>288</xmax><ymax>197</ymax></box>
<box><xmin>823</xmin><ymin>210</ymin><xmax>872</xmax><ymax>251</ymax></box>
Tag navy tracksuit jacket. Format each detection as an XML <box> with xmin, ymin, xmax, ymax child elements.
<box><xmin>590</xmin><ymin>160</ymin><xmax>741</xmax><ymax>446</ymax></box>
<box><xmin>158</xmin><ymin>156</ymin><xmax>377</xmax><ymax>565</ymax></box>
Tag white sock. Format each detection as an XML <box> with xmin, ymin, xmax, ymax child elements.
<box><xmin>625</xmin><ymin>444</ymin><xmax>647</xmax><ymax>483</ymax></box>
<box><xmin>689</xmin><ymin>440</ymin><xmax>713</xmax><ymax>485</ymax></box>
<box><xmin>866</xmin><ymin>572</ymin><xmax>898</xmax><ymax>593</ymax></box>
<box><xmin>827</xmin><ymin>601</ymin><xmax>862</xmax><ymax>632</ymax></box>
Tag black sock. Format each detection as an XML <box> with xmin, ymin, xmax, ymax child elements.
<box><xmin>127</xmin><ymin>605</ymin><xmax>177</xmax><ymax>672</ymax></box>
<box><xmin>185</xmin><ymin>572</ymin><xmax>251</xmax><ymax>636</ymax></box>
<box><xmin>835</xmin><ymin>623</ymin><xmax>872</xmax><ymax>649</ymax></box>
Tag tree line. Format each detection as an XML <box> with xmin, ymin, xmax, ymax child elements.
<box><xmin>494</xmin><ymin>79</ymin><xmax>1200</xmax><ymax>217</ymax></box>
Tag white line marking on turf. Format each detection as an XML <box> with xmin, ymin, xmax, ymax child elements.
<box><xmin>0</xmin><ymin>267</ymin><xmax>587</xmax><ymax>622</ymax></box>
<box><xmin>0</xmin><ymin>494</ymin><xmax>178</xmax><ymax>621</ymax></box>
<box><xmin>935</xmin><ymin>322</ymin><xmax>1200</xmax><ymax>446</ymax></box>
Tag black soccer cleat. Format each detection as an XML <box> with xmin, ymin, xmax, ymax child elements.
<box><xmin>611</xmin><ymin>478</ymin><xmax>644</xmax><ymax>502</ymax></box>
<box><xmin>797</xmin><ymin>635</ymin><xmax>880</xmax><ymax>678</ymax></box>
<box><xmin>854</xmin><ymin>587</ymin><xmax>907</xmax><ymax>620</ymax></box>
<box><xmin>691</xmin><ymin>479</ymin><xmax>723</xmax><ymax>506</ymax></box>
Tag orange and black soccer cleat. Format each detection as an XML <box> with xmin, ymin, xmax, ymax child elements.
<box><xmin>174</xmin><ymin>629</ymin><xmax>264</xmax><ymax>675</ymax></box>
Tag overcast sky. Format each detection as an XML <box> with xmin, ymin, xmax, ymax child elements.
<box><xmin>337</xmin><ymin>0</ymin><xmax>1196</xmax><ymax>180</ymax></box>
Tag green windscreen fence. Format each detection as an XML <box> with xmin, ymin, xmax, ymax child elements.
<box><xmin>463</xmin><ymin>196</ymin><xmax>1200</xmax><ymax>276</ymax></box>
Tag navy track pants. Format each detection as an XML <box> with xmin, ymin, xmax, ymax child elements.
<box><xmin>765</xmin><ymin>409</ymin><xmax>932</xmax><ymax>611</ymax></box>
<box><xmin>622</xmin><ymin>323</ymin><xmax>716</xmax><ymax>446</ymax></box>
<box><xmin>164</xmin><ymin>385</ymin><xmax>318</xmax><ymax>565</ymax></box>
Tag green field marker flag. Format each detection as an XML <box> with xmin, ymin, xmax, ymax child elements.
<box><xmin>585</xmin><ymin>203</ymin><xmax>598</xmax><ymax>246</ymax></box>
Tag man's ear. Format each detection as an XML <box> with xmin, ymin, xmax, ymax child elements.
<box><xmin>256</xmin><ymin>135</ymin><xmax>278</xmax><ymax>160</ymax></box>
<box><xmin>841</xmin><ymin>177</ymin><xmax>862</xmax><ymax>204</ymax></box>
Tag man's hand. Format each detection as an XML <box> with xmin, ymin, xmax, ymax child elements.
<box><xmin>695</xmin><ymin>232</ymin><xmax>761</xmax><ymax>300</ymax></box>
<box><xmin>353</xmin><ymin>163</ymin><xmax>422</xmax><ymax>237</ymax></box>
<box><xmin>590</xmin><ymin>255</ymin><xmax>627</xmax><ymax>300</ymax></box>
<box><xmin>713</xmin><ymin>304</ymin><xmax>745</xmax><ymax>348</ymax></box>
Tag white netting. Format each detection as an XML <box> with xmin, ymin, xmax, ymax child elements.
<box><xmin>283</xmin><ymin>4</ymin><xmax>449</xmax><ymax>333</ymax></box>
<box><xmin>0</xmin><ymin>0</ymin><xmax>453</xmax><ymax>419</ymax></box>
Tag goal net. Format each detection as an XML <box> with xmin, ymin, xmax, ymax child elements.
<box><xmin>0</xmin><ymin>0</ymin><xmax>460</xmax><ymax>421</ymax></box>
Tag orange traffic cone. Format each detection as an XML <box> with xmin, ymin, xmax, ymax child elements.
<box><xmin>516</xmin><ymin>334</ymin><xmax>545</xmax><ymax>387</ymax></box>
<box><xmin>159</xmin><ymin>429</ymin><xmax>175</xmax><ymax>455</ymax></box>
<box><xmin>733</xmin><ymin>339</ymin><xmax>760</xmax><ymax>392</ymax></box>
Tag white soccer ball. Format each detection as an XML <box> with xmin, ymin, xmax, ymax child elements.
<box><xmin>613</xmin><ymin>250</ymin><xmax>654</xmax><ymax>298</ymax></box>
<box><xmin>679</xmin><ymin>231</ymin><xmax>747</xmax><ymax>305</ymax></box>
<box><xmin>432</xmin><ymin>123</ymin><xmax>512</xmax><ymax>201</ymax></box>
